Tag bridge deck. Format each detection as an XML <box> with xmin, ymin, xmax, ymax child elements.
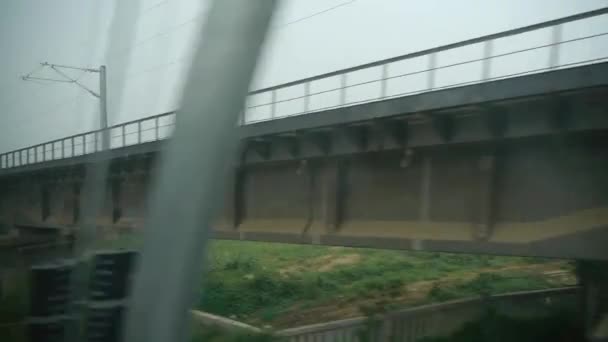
<box><xmin>1</xmin><ymin>62</ymin><xmax>607</xmax><ymax>176</ymax></box>
<box><xmin>2</xmin><ymin>9</ymin><xmax>608</xmax><ymax>259</ymax></box>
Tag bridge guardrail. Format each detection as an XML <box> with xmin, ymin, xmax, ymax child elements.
<box><xmin>2</xmin><ymin>7</ymin><xmax>607</xmax><ymax>170</ymax></box>
<box><xmin>277</xmin><ymin>286</ymin><xmax>579</xmax><ymax>342</ymax></box>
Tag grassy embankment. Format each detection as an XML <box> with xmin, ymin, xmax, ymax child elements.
<box><xmin>0</xmin><ymin>235</ymin><xmax>574</xmax><ymax>341</ymax></box>
<box><xmin>197</xmin><ymin>240</ymin><xmax>574</xmax><ymax>328</ymax></box>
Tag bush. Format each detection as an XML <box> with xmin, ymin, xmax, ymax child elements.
<box><xmin>222</xmin><ymin>256</ymin><xmax>257</xmax><ymax>272</ymax></box>
<box><xmin>427</xmin><ymin>284</ymin><xmax>458</xmax><ymax>302</ymax></box>
<box><xmin>200</xmin><ymin>271</ymin><xmax>337</xmax><ymax>318</ymax></box>
<box><xmin>419</xmin><ymin>308</ymin><xmax>580</xmax><ymax>342</ymax></box>
<box><xmin>465</xmin><ymin>273</ymin><xmax>500</xmax><ymax>296</ymax></box>
<box><xmin>426</xmin><ymin>273</ymin><xmax>555</xmax><ymax>304</ymax></box>
<box><xmin>199</xmin><ymin>241</ymin><xmax>568</xmax><ymax>326</ymax></box>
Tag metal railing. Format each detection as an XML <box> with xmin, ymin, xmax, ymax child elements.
<box><xmin>2</xmin><ymin>7</ymin><xmax>608</xmax><ymax>170</ymax></box>
<box><xmin>277</xmin><ymin>287</ymin><xmax>579</xmax><ymax>342</ymax></box>
<box><xmin>0</xmin><ymin>111</ymin><xmax>177</xmax><ymax>169</ymax></box>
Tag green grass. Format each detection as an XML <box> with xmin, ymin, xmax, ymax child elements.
<box><xmin>92</xmin><ymin>231</ymin><xmax>142</xmax><ymax>250</ymax></box>
<box><xmin>197</xmin><ymin>240</ymin><xmax>571</xmax><ymax>326</ymax></box>
<box><xmin>425</xmin><ymin>272</ymin><xmax>555</xmax><ymax>303</ymax></box>
<box><xmin>199</xmin><ymin>257</ymin><xmax>338</xmax><ymax>319</ymax></box>
<box><xmin>11</xmin><ymin>233</ymin><xmax>569</xmax><ymax>329</ymax></box>
<box><xmin>0</xmin><ymin>234</ymin><xmax>575</xmax><ymax>339</ymax></box>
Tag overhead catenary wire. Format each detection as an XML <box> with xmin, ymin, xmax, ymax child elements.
<box><xmin>141</xmin><ymin>0</ymin><xmax>170</xmax><ymax>14</ymax></box>
<box><xmin>0</xmin><ymin>63</ymin><xmax>53</xmax><ymax>104</ymax></box>
<box><xmin>6</xmin><ymin>5</ymin><xmax>608</xmax><ymax>161</ymax></box>
<box><xmin>4</xmin><ymin>32</ymin><xmax>608</xmax><ymax>160</ymax></box>
<box><xmin>5</xmin><ymin>0</ymin><xmax>359</xmax><ymax>121</ymax></box>
<box><xmin>3</xmin><ymin>60</ymin><xmax>97</xmax><ymax>111</ymax></box>
<box><xmin>21</xmin><ymin>63</ymin><xmax>46</xmax><ymax>79</ymax></box>
<box><xmin>18</xmin><ymin>63</ymin><xmax>102</xmax><ymax>117</ymax></box>
<box><xmin>274</xmin><ymin>0</ymin><xmax>357</xmax><ymax>29</ymax></box>
<box><xmin>46</xmin><ymin>64</ymin><xmax>100</xmax><ymax>98</ymax></box>
<box><xmin>242</xmin><ymin>31</ymin><xmax>608</xmax><ymax>110</ymax></box>
<box><xmin>1</xmin><ymin>0</ymin><xmax>104</xmax><ymax>157</ymax></box>
<box><xmin>111</xmin><ymin>0</ymin><xmax>358</xmax><ymax>62</ymax></box>
<box><xmin>115</xmin><ymin>1</ymin><xmax>360</xmax><ymax>84</ymax></box>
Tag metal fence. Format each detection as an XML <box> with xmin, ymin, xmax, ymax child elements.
<box><xmin>2</xmin><ymin>7</ymin><xmax>608</xmax><ymax>170</ymax></box>
<box><xmin>276</xmin><ymin>287</ymin><xmax>579</xmax><ymax>342</ymax></box>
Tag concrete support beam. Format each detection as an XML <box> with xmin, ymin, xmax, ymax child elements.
<box><xmin>41</xmin><ymin>183</ymin><xmax>50</xmax><ymax>222</ymax></box>
<box><xmin>473</xmin><ymin>153</ymin><xmax>498</xmax><ymax>240</ymax></box>
<box><xmin>52</xmin><ymin>180</ymin><xmax>78</xmax><ymax>227</ymax></box>
<box><xmin>319</xmin><ymin>160</ymin><xmax>343</xmax><ymax>233</ymax></box>
<box><xmin>19</xmin><ymin>180</ymin><xmax>42</xmax><ymax>225</ymax></box>
<box><xmin>0</xmin><ymin>182</ymin><xmax>16</xmax><ymax>230</ymax></box>
<box><xmin>111</xmin><ymin>178</ymin><xmax>122</xmax><ymax>223</ymax></box>
<box><xmin>306</xmin><ymin>130</ymin><xmax>331</xmax><ymax>155</ymax></box>
<box><xmin>432</xmin><ymin>115</ymin><xmax>455</xmax><ymax>142</ymax></box>
<box><xmin>72</xmin><ymin>181</ymin><xmax>81</xmax><ymax>225</ymax></box>
<box><xmin>419</xmin><ymin>156</ymin><xmax>432</xmax><ymax>222</ymax></box>
<box><xmin>223</xmin><ymin>167</ymin><xmax>245</xmax><ymax>229</ymax></box>
<box><xmin>116</xmin><ymin>173</ymin><xmax>151</xmax><ymax>230</ymax></box>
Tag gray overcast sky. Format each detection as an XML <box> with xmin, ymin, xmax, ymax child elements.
<box><xmin>1</xmin><ymin>0</ymin><xmax>607</xmax><ymax>152</ymax></box>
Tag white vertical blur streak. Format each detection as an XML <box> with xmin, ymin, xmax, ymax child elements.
<box><xmin>67</xmin><ymin>1</ymin><xmax>141</xmax><ymax>340</ymax></box>
<box><xmin>74</xmin><ymin>0</ymin><xmax>142</xmax><ymax>265</ymax></box>
<box><xmin>123</xmin><ymin>1</ymin><xmax>277</xmax><ymax>342</ymax></box>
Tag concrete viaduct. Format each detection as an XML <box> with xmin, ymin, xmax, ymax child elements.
<box><xmin>3</xmin><ymin>8</ymin><xmax>608</xmax><ymax>338</ymax></box>
<box><xmin>1</xmin><ymin>8</ymin><xmax>608</xmax><ymax>261</ymax></box>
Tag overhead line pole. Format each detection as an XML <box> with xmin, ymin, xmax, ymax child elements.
<box><xmin>21</xmin><ymin>62</ymin><xmax>109</xmax><ymax>150</ymax></box>
<box><xmin>22</xmin><ymin>62</ymin><xmax>110</xmax><ymax>342</ymax></box>
<box><xmin>99</xmin><ymin>65</ymin><xmax>108</xmax><ymax>150</ymax></box>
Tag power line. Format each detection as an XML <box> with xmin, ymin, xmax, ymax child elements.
<box><xmin>116</xmin><ymin>0</ymin><xmax>360</xmax><ymax>78</ymax></box>
<box><xmin>107</xmin><ymin>11</ymin><xmax>205</xmax><ymax>60</ymax></box>
<box><xmin>113</xmin><ymin>0</ymin><xmax>357</xmax><ymax>60</ymax></box>
<box><xmin>141</xmin><ymin>0</ymin><xmax>170</xmax><ymax>14</ymax></box>
<box><xmin>22</xmin><ymin>63</ymin><xmax>102</xmax><ymax>98</ymax></box>
<box><xmin>5</xmin><ymin>0</ymin><xmax>359</xmax><ymax>124</ymax></box>
<box><xmin>3</xmin><ymin>68</ymin><xmax>94</xmax><ymax>113</ymax></box>
<box><xmin>125</xmin><ymin>57</ymin><xmax>186</xmax><ymax>78</ymax></box>
<box><xmin>274</xmin><ymin>0</ymin><xmax>358</xmax><ymax>29</ymax></box>
<box><xmin>134</xmin><ymin>14</ymin><xmax>202</xmax><ymax>48</ymax></box>
<box><xmin>22</xmin><ymin>63</ymin><xmax>46</xmax><ymax>79</ymax></box>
